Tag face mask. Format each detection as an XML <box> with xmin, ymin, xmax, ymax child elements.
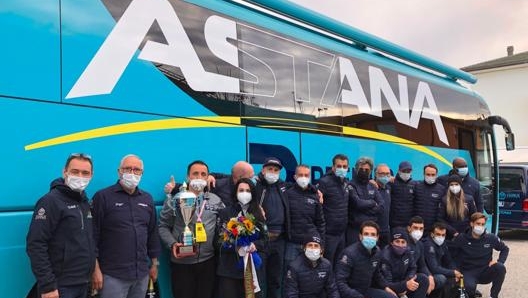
<box><xmin>264</xmin><ymin>172</ymin><xmax>279</xmax><ymax>184</ymax></box>
<box><xmin>377</xmin><ymin>176</ymin><xmax>390</xmax><ymax>185</ymax></box>
<box><xmin>433</xmin><ymin>236</ymin><xmax>445</xmax><ymax>246</ymax></box>
<box><xmin>296</xmin><ymin>177</ymin><xmax>310</xmax><ymax>189</ymax></box>
<box><xmin>304</xmin><ymin>248</ymin><xmax>321</xmax><ymax>261</ymax></box>
<box><xmin>189</xmin><ymin>179</ymin><xmax>207</xmax><ymax>192</ymax></box>
<box><xmin>361</xmin><ymin>236</ymin><xmax>377</xmax><ymax>250</ymax></box>
<box><xmin>65</xmin><ymin>175</ymin><xmax>91</xmax><ymax>192</ymax></box>
<box><xmin>473</xmin><ymin>225</ymin><xmax>486</xmax><ymax>236</ymax></box>
<box><xmin>410</xmin><ymin>230</ymin><xmax>423</xmax><ymax>241</ymax></box>
<box><xmin>357</xmin><ymin>169</ymin><xmax>370</xmax><ymax>182</ymax></box>
<box><xmin>237</xmin><ymin>192</ymin><xmax>252</xmax><ymax>205</ymax></box>
<box><xmin>424</xmin><ymin>176</ymin><xmax>437</xmax><ymax>185</ymax></box>
<box><xmin>121</xmin><ymin>173</ymin><xmax>141</xmax><ymax>189</ymax></box>
<box><xmin>335</xmin><ymin>168</ymin><xmax>348</xmax><ymax>178</ymax></box>
<box><xmin>399</xmin><ymin>172</ymin><xmax>411</xmax><ymax>182</ymax></box>
<box><xmin>391</xmin><ymin>244</ymin><xmax>407</xmax><ymax>256</ymax></box>
<box><xmin>457</xmin><ymin>167</ymin><xmax>469</xmax><ymax>177</ymax></box>
<box><xmin>449</xmin><ymin>185</ymin><xmax>461</xmax><ymax>194</ymax></box>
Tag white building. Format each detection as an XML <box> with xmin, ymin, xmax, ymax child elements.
<box><xmin>462</xmin><ymin>46</ymin><xmax>528</xmax><ymax>162</ymax></box>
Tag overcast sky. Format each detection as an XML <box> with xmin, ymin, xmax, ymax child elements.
<box><xmin>290</xmin><ymin>0</ymin><xmax>528</xmax><ymax>68</ymax></box>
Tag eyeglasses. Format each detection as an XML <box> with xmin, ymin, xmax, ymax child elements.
<box><xmin>121</xmin><ymin>167</ymin><xmax>143</xmax><ymax>175</ymax></box>
<box><xmin>69</xmin><ymin>153</ymin><xmax>92</xmax><ymax>160</ymax></box>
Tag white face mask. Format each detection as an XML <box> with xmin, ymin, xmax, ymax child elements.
<box><xmin>433</xmin><ymin>236</ymin><xmax>445</xmax><ymax>246</ymax></box>
<box><xmin>449</xmin><ymin>185</ymin><xmax>461</xmax><ymax>194</ymax></box>
<box><xmin>237</xmin><ymin>192</ymin><xmax>252</xmax><ymax>205</ymax></box>
<box><xmin>121</xmin><ymin>173</ymin><xmax>141</xmax><ymax>189</ymax></box>
<box><xmin>410</xmin><ymin>230</ymin><xmax>423</xmax><ymax>241</ymax></box>
<box><xmin>296</xmin><ymin>177</ymin><xmax>310</xmax><ymax>189</ymax></box>
<box><xmin>399</xmin><ymin>172</ymin><xmax>411</xmax><ymax>181</ymax></box>
<box><xmin>305</xmin><ymin>248</ymin><xmax>321</xmax><ymax>261</ymax></box>
<box><xmin>189</xmin><ymin>179</ymin><xmax>207</xmax><ymax>192</ymax></box>
<box><xmin>424</xmin><ymin>176</ymin><xmax>437</xmax><ymax>185</ymax></box>
<box><xmin>65</xmin><ymin>175</ymin><xmax>91</xmax><ymax>192</ymax></box>
<box><xmin>473</xmin><ymin>225</ymin><xmax>486</xmax><ymax>236</ymax></box>
<box><xmin>264</xmin><ymin>172</ymin><xmax>279</xmax><ymax>184</ymax></box>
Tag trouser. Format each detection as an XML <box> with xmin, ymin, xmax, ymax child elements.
<box><xmin>324</xmin><ymin>233</ymin><xmax>345</xmax><ymax>266</ymax></box>
<box><xmin>284</xmin><ymin>241</ymin><xmax>303</xmax><ymax>269</ymax></box>
<box><xmin>345</xmin><ymin>226</ymin><xmax>360</xmax><ymax>246</ymax></box>
<box><xmin>100</xmin><ymin>274</ymin><xmax>149</xmax><ymax>298</ymax></box>
<box><xmin>55</xmin><ymin>283</ymin><xmax>89</xmax><ymax>298</ymax></box>
<box><xmin>365</xmin><ymin>288</ymin><xmax>397</xmax><ymax>298</ymax></box>
<box><xmin>406</xmin><ymin>272</ymin><xmax>429</xmax><ymax>298</ymax></box>
<box><xmin>260</xmin><ymin>237</ymin><xmax>285</xmax><ymax>298</ymax></box>
<box><xmin>463</xmin><ymin>263</ymin><xmax>506</xmax><ymax>298</ymax></box>
<box><xmin>170</xmin><ymin>257</ymin><xmax>216</xmax><ymax>298</ymax></box>
<box><xmin>428</xmin><ymin>275</ymin><xmax>452</xmax><ymax>298</ymax></box>
<box><xmin>217</xmin><ymin>276</ymin><xmax>263</xmax><ymax>298</ymax></box>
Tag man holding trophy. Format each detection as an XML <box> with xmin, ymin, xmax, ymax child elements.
<box><xmin>158</xmin><ymin>160</ymin><xmax>225</xmax><ymax>298</ymax></box>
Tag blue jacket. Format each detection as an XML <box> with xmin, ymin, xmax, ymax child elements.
<box><xmin>452</xmin><ymin>229</ymin><xmax>509</xmax><ymax>272</ymax></box>
<box><xmin>255</xmin><ymin>173</ymin><xmax>290</xmax><ymax>236</ymax></box>
<box><xmin>389</xmin><ymin>175</ymin><xmax>416</xmax><ymax>228</ymax></box>
<box><xmin>286</xmin><ymin>184</ymin><xmax>325</xmax><ymax>245</ymax></box>
<box><xmin>438</xmin><ymin>194</ymin><xmax>476</xmax><ymax>237</ymax></box>
<box><xmin>423</xmin><ymin>237</ymin><xmax>456</xmax><ymax>277</ymax></box>
<box><xmin>348</xmin><ymin>178</ymin><xmax>383</xmax><ymax>227</ymax></box>
<box><xmin>26</xmin><ymin>178</ymin><xmax>95</xmax><ymax>294</ymax></box>
<box><xmin>91</xmin><ymin>182</ymin><xmax>161</xmax><ymax>280</ymax></box>
<box><xmin>379</xmin><ymin>245</ymin><xmax>417</xmax><ymax>294</ymax></box>
<box><xmin>335</xmin><ymin>242</ymin><xmax>386</xmax><ymax>298</ymax></box>
<box><xmin>284</xmin><ymin>255</ymin><xmax>339</xmax><ymax>298</ymax></box>
<box><xmin>317</xmin><ymin>172</ymin><xmax>349</xmax><ymax>236</ymax></box>
<box><xmin>377</xmin><ymin>183</ymin><xmax>391</xmax><ymax>233</ymax></box>
<box><xmin>413</xmin><ymin>181</ymin><xmax>445</xmax><ymax>231</ymax></box>
<box><xmin>212</xmin><ymin>176</ymin><xmax>236</xmax><ymax>208</ymax></box>
<box><xmin>408</xmin><ymin>239</ymin><xmax>430</xmax><ymax>276</ymax></box>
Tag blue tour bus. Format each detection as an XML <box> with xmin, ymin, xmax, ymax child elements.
<box><xmin>0</xmin><ymin>0</ymin><xmax>515</xmax><ymax>296</ymax></box>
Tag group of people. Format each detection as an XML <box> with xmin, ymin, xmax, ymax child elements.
<box><xmin>26</xmin><ymin>152</ymin><xmax>509</xmax><ymax>298</ymax></box>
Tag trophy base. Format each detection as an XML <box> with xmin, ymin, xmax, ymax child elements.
<box><xmin>176</xmin><ymin>244</ymin><xmax>197</xmax><ymax>257</ymax></box>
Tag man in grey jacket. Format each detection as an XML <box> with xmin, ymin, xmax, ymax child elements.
<box><xmin>158</xmin><ymin>160</ymin><xmax>224</xmax><ymax>298</ymax></box>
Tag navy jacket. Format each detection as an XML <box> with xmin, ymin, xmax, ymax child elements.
<box><xmin>255</xmin><ymin>173</ymin><xmax>290</xmax><ymax>237</ymax></box>
<box><xmin>26</xmin><ymin>178</ymin><xmax>95</xmax><ymax>294</ymax></box>
<box><xmin>408</xmin><ymin>239</ymin><xmax>431</xmax><ymax>276</ymax></box>
<box><xmin>438</xmin><ymin>194</ymin><xmax>476</xmax><ymax>237</ymax></box>
<box><xmin>379</xmin><ymin>245</ymin><xmax>417</xmax><ymax>294</ymax></box>
<box><xmin>317</xmin><ymin>172</ymin><xmax>349</xmax><ymax>236</ymax></box>
<box><xmin>213</xmin><ymin>176</ymin><xmax>236</xmax><ymax>208</ymax></box>
<box><xmin>284</xmin><ymin>255</ymin><xmax>339</xmax><ymax>298</ymax></box>
<box><xmin>438</xmin><ymin>172</ymin><xmax>483</xmax><ymax>212</ymax></box>
<box><xmin>377</xmin><ymin>183</ymin><xmax>391</xmax><ymax>233</ymax></box>
<box><xmin>389</xmin><ymin>175</ymin><xmax>416</xmax><ymax>228</ymax></box>
<box><xmin>413</xmin><ymin>181</ymin><xmax>445</xmax><ymax>232</ymax></box>
<box><xmin>286</xmin><ymin>184</ymin><xmax>326</xmax><ymax>245</ymax></box>
<box><xmin>348</xmin><ymin>178</ymin><xmax>383</xmax><ymax>228</ymax></box>
<box><xmin>335</xmin><ymin>242</ymin><xmax>386</xmax><ymax>298</ymax></box>
<box><xmin>423</xmin><ymin>237</ymin><xmax>456</xmax><ymax>278</ymax></box>
<box><xmin>452</xmin><ymin>229</ymin><xmax>509</xmax><ymax>272</ymax></box>
<box><xmin>91</xmin><ymin>182</ymin><xmax>161</xmax><ymax>280</ymax></box>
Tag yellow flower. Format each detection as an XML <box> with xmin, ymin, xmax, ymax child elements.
<box><xmin>243</xmin><ymin>219</ymin><xmax>254</xmax><ymax>232</ymax></box>
<box><xmin>227</xmin><ymin>218</ymin><xmax>238</xmax><ymax>230</ymax></box>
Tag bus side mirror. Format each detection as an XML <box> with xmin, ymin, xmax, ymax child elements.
<box><xmin>505</xmin><ymin>133</ymin><xmax>515</xmax><ymax>151</ymax></box>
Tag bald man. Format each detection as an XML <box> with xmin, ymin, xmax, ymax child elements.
<box><xmin>213</xmin><ymin>161</ymin><xmax>255</xmax><ymax>207</ymax></box>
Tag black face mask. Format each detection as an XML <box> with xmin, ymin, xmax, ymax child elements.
<box><xmin>357</xmin><ymin>169</ymin><xmax>371</xmax><ymax>183</ymax></box>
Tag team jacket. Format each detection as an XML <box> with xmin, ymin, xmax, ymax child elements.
<box><xmin>348</xmin><ymin>178</ymin><xmax>384</xmax><ymax>227</ymax></box>
<box><xmin>284</xmin><ymin>254</ymin><xmax>339</xmax><ymax>298</ymax></box>
<box><xmin>335</xmin><ymin>242</ymin><xmax>386</xmax><ymax>298</ymax></box>
<box><xmin>379</xmin><ymin>245</ymin><xmax>417</xmax><ymax>294</ymax></box>
<box><xmin>452</xmin><ymin>228</ymin><xmax>509</xmax><ymax>271</ymax></box>
<box><xmin>413</xmin><ymin>180</ymin><xmax>446</xmax><ymax>231</ymax></box>
<box><xmin>255</xmin><ymin>173</ymin><xmax>291</xmax><ymax>237</ymax></box>
<box><xmin>438</xmin><ymin>194</ymin><xmax>477</xmax><ymax>237</ymax></box>
<box><xmin>423</xmin><ymin>236</ymin><xmax>457</xmax><ymax>278</ymax></box>
<box><xmin>286</xmin><ymin>183</ymin><xmax>326</xmax><ymax>244</ymax></box>
<box><xmin>317</xmin><ymin>172</ymin><xmax>349</xmax><ymax>236</ymax></box>
<box><xmin>389</xmin><ymin>175</ymin><xmax>416</xmax><ymax>228</ymax></box>
<box><xmin>26</xmin><ymin>178</ymin><xmax>95</xmax><ymax>294</ymax></box>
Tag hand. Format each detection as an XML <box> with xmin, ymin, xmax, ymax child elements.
<box><xmin>369</xmin><ymin>179</ymin><xmax>379</xmax><ymax>189</ymax></box>
<box><xmin>384</xmin><ymin>287</ymin><xmax>398</xmax><ymax>297</ymax></box>
<box><xmin>248</xmin><ymin>243</ymin><xmax>257</xmax><ymax>253</ymax></box>
<box><xmin>489</xmin><ymin>260</ymin><xmax>497</xmax><ymax>267</ymax></box>
<box><xmin>406</xmin><ymin>276</ymin><xmax>419</xmax><ymax>291</ymax></box>
<box><xmin>207</xmin><ymin>175</ymin><xmax>216</xmax><ymax>189</ymax></box>
<box><xmin>149</xmin><ymin>264</ymin><xmax>158</xmax><ymax>281</ymax></box>
<box><xmin>427</xmin><ymin>275</ymin><xmax>435</xmax><ymax>294</ymax></box>
<box><xmin>317</xmin><ymin>190</ymin><xmax>323</xmax><ymax>204</ymax></box>
<box><xmin>92</xmin><ymin>263</ymin><xmax>103</xmax><ymax>290</ymax></box>
<box><xmin>164</xmin><ymin>175</ymin><xmax>176</xmax><ymax>194</ymax></box>
<box><xmin>41</xmin><ymin>290</ymin><xmax>59</xmax><ymax>298</ymax></box>
<box><xmin>454</xmin><ymin>270</ymin><xmax>462</xmax><ymax>281</ymax></box>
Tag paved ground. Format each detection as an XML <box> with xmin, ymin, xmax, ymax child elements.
<box><xmin>477</xmin><ymin>229</ymin><xmax>527</xmax><ymax>298</ymax></box>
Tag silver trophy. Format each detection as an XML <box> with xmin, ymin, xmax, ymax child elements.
<box><xmin>170</xmin><ymin>183</ymin><xmax>198</xmax><ymax>257</ymax></box>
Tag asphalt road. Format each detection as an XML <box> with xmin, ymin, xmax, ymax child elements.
<box><xmin>477</xmin><ymin>229</ymin><xmax>528</xmax><ymax>298</ymax></box>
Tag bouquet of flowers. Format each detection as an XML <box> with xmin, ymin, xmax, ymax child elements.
<box><xmin>220</xmin><ymin>213</ymin><xmax>262</xmax><ymax>297</ymax></box>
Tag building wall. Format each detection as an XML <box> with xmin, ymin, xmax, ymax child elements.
<box><xmin>469</xmin><ymin>64</ymin><xmax>528</xmax><ymax>162</ymax></box>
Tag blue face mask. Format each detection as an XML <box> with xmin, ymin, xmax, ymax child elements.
<box><xmin>377</xmin><ymin>176</ymin><xmax>390</xmax><ymax>185</ymax></box>
<box><xmin>361</xmin><ymin>236</ymin><xmax>377</xmax><ymax>250</ymax></box>
<box><xmin>457</xmin><ymin>167</ymin><xmax>469</xmax><ymax>177</ymax></box>
<box><xmin>335</xmin><ymin>168</ymin><xmax>348</xmax><ymax>178</ymax></box>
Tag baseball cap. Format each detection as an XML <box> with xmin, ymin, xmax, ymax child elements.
<box><xmin>398</xmin><ymin>161</ymin><xmax>412</xmax><ymax>171</ymax></box>
<box><xmin>263</xmin><ymin>157</ymin><xmax>283</xmax><ymax>169</ymax></box>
